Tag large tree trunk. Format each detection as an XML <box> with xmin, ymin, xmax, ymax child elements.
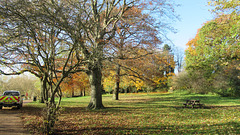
<box><xmin>113</xmin><ymin>64</ymin><xmax>120</xmax><ymax>100</ymax></box>
<box><xmin>87</xmin><ymin>67</ymin><xmax>104</xmax><ymax>110</ymax></box>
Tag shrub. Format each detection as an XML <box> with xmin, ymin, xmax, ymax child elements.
<box><xmin>171</xmin><ymin>71</ymin><xmax>191</xmax><ymax>90</ymax></box>
<box><xmin>213</xmin><ymin>61</ymin><xmax>240</xmax><ymax>97</ymax></box>
<box><xmin>171</xmin><ymin>70</ymin><xmax>213</xmax><ymax>94</ymax></box>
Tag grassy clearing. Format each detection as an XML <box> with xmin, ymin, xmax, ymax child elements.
<box><xmin>21</xmin><ymin>92</ymin><xmax>240</xmax><ymax>134</ymax></box>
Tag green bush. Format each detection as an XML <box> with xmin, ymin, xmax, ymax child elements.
<box><xmin>172</xmin><ymin>69</ymin><xmax>214</xmax><ymax>94</ymax></box>
<box><xmin>172</xmin><ymin>61</ymin><xmax>240</xmax><ymax>97</ymax></box>
<box><xmin>213</xmin><ymin>61</ymin><xmax>240</xmax><ymax>97</ymax></box>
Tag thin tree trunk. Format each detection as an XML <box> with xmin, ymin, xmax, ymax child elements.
<box><xmin>71</xmin><ymin>87</ymin><xmax>74</xmax><ymax>97</ymax></box>
<box><xmin>83</xmin><ymin>88</ymin><xmax>85</xmax><ymax>96</ymax></box>
<box><xmin>40</xmin><ymin>83</ymin><xmax>45</xmax><ymax>103</ymax></box>
<box><xmin>113</xmin><ymin>64</ymin><xmax>120</xmax><ymax>100</ymax></box>
<box><xmin>87</xmin><ymin>67</ymin><xmax>104</xmax><ymax>110</ymax></box>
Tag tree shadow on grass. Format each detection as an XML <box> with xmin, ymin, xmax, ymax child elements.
<box><xmin>107</xmin><ymin>95</ymin><xmax>240</xmax><ymax>111</ymax></box>
<box><xmin>54</xmin><ymin>121</ymin><xmax>240</xmax><ymax>135</ymax></box>
<box><xmin>20</xmin><ymin>95</ymin><xmax>240</xmax><ymax>116</ymax></box>
<box><xmin>21</xmin><ymin>95</ymin><xmax>240</xmax><ymax>135</ymax></box>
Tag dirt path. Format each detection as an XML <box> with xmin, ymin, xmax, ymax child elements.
<box><xmin>0</xmin><ymin>100</ymin><xmax>32</xmax><ymax>135</ymax></box>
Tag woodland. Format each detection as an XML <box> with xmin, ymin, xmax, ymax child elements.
<box><xmin>0</xmin><ymin>0</ymin><xmax>239</xmax><ymax>134</ymax></box>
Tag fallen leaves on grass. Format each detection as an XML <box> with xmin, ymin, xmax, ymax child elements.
<box><xmin>21</xmin><ymin>94</ymin><xmax>240</xmax><ymax>134</ymax></box>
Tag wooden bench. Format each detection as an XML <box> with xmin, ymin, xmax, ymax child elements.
<box><xmin>183</xmin><ymin>100</ymin><xmax>204</xmax><ymax>108</ymax></box>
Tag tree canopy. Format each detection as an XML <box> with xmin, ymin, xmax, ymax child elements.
<box><xmin>183</xmin><ymin>0</ymin><xmax>240</xmax><ymax>95</ymax></box>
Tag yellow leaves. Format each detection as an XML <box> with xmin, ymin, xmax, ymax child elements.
<box><xmin>153</xmin><ymin>72</ymin><xmax>174</xmax><ymax>85</ymax></box>
<box><xmin>186</xmin><ymin>46</ymin><xmax>197</xmax><ymax>56</ymax></box>
<box><xmin>134</xmin><ymin>78</ymin><xmax>144</xmax><ymax>90</ymax></box>
<box><xmin>103</xmin><ymin>71</ymin><xmax>115</xmax><ymax>92</ymax></box>
<box><xmin>103</xmin><ymin>46</ymin><xmax>175</xmax><ymax>92</ymax></box>
<box><xmin>103</xmin><ymin>68</ymin><xmax>146</xmax><ymax>91</ymax></box>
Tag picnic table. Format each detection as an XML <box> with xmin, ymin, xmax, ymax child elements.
<box><xmin>183</xmin><ymin>100</ymin><xmax>204</xmax><ymax>108</ymax></box>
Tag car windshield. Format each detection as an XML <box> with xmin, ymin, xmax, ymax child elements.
<box><xmin>3</xmin><ymin>92</ymin><xmax>20</xmax><ymax>96</ymax></box>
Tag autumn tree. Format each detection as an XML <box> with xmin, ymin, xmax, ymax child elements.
<box><xmin>114</xmin><ymin>45</ymin><xmax>175</xmax><ymax>93</ymax></box>
<box><xmin>102</xmin><ymin>1</ymin><xmax>177</xmax><ymax>100</ymax></box>
<box><xmin>35</xmin><ymin>0</ymin><xmax>136</xmax><ymax>110</ymax></box>
<box><xmin>106</xmin><ymin>8</ymin><xmax>161</xmax><ymax>100</ymax></box>
<box><xmin>43</xmin><ymin>0</ymin><xmax>177</xmax><ymax>108</ymax></box>
<box><xmin>61</xmin><ymin>72</ymin><xmax>89</xmax><ymax>97</ymax></box>
<box><xmin>0</xmin><ymin>1</ymin><xmax>84</xmax><ymax>133</ymax></box>
<box><xmin>103</xmin><ymin>48</ymin><xmax>176</xmax><ymax>95</ymax></box>
<box><xmin>184</xmin><ymin>0</ymin><xmax>239</xmax><ymax>95</ymax></box>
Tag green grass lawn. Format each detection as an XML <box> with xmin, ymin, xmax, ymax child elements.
<box><xmin>22</xmin><ymin>92</ymin><xmax>240</xmax><ymax>135</ymax></box>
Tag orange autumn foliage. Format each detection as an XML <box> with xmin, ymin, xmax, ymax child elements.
<box><xmin>61</xmin><ymin>72</ymin><xmax>89</xmax><ymax>97</ymax></box>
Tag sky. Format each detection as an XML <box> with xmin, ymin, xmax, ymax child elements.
<box><xmin>166</xmin><ymin>0</ymin><xmax>215</xmax><ymax>51</ymax></box>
